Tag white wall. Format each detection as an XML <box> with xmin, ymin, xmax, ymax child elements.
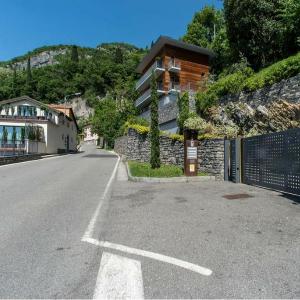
<box><xmin>0</xmin><ymin>99</ymin><xmax>78</xmax><ymax>153</ymax></box>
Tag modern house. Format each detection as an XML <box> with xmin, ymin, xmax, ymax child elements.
<box><xmin>0</xmin><ymin>96</ymin><xmax>78</xmax><ymax>156</ymax></box>
<box><xmin>135</xmin><ymin>36</ymin><xmax>214</xmax><ymax>133</ymax></box>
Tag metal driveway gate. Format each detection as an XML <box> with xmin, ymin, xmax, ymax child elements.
<box><xmin>242</xmin><ymin>128</ymin><xmax>300</xmax><ymax>195</ymax></box>
<box><xmin>225</xmin><ymin>128</ymin><xmax>300</xmax><ymax>195</ymax></box>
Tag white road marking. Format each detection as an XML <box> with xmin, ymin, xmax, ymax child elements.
<box><xmin>82</xmin><ymin>238</ymin><xmax>212</xmax><ymax>276</ymax></box>
<box><xmin>93</xmin><ymin>252</ymin><xmax>144</xmax><ymax>300</ymax></box>
<box><xmin>81</xmin><ymin>154</ymin><xmax>120</xmax><ymax>240</ymax></box>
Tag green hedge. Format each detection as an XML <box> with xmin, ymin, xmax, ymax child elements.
<box><xmin>196</xmin><ymin>52</ymin><xmax>300</xmax><ymax>114</ymax></box>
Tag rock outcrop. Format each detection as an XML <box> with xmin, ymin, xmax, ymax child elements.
<box><xmin>206</xmin><ymin>73</ymin><xmax>300</xmax><ymax>136</ymax></box>
<box><xmin>12</xmin><ymin>49</ymin><xmax>67</xmax><ymax>70</ymax></box>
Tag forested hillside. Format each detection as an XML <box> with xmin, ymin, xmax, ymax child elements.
<box><xmin>0</xmin><ymin>43</ymin><xmax>146</xmax><ymax>105</ymax></box>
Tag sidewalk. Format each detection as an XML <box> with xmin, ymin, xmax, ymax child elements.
<box><xmin>98</xmin><ymin>166</ymin><xmax>300</xmax><ymax>298</ymax></box>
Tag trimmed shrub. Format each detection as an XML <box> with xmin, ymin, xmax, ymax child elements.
<box><xmin>196</xmin><ymin>52</ymin><xmax>300</xmax><ymax>114</ymax></box>
<box><xmin>150</xmin><ymin>71</ymin><xmax>160</xmax><ymax>169</ymax></box>
<box><xmin>177</xmin><ymin>91</ymin><xmax>189</xmax><ymax>134</ymax></box>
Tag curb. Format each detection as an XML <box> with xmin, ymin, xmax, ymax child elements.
<box><xmin>125</xmin><ymin>162</ymin><xmax>215</xmax><ymax>183</ymax></box>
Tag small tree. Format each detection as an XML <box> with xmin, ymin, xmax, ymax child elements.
<box><xmin>177</xmin><ymin>91</ymin><xmax>190</xmax><ymax>134</ymax></box>
<box><xmin>71</xmin><ymin>45</ymin><xmax>79</xmax><ymax>63</ymax></box>
<box><xmin>24</xmin><ymin>57</ymin><xmax>34</xmax><ymax>96</ymax></box>
<box><xmin>150</xmin><ymin>71</ymin><xmax>160</xmax><ymax>169</ymax></box>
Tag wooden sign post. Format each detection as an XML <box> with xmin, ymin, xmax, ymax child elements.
<box><xmin>184</xmin><ymin>129</ymin><xmax>199</xmax><ymax>176</ymax></box>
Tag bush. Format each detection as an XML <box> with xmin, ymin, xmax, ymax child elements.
<box><xmin>243</xmin><ymin>52</ymin><xmax>300</xmax><ymax>92</ymax></box>
<box><xmin>184</xmin><ymin>114</ymin><xmax>208</xmax><ymax>133</ymax></box>
<box><xmin>196</xmin><ymin>52</ymin><xmax>300</xmax><ymax>114</ymax></box>
<box><xmin>177</xmin><ymin>92</ymin><xmax>189</xmax><ymax>134</ymax></box>
<box><xmin>126</xmin><ymin>123</ymin><xmax>150</xmax><ymax>135</ymax></box>
<box><xmin>196</xmin><ymin>67</ymin><xmax>253</xmax><ymax>114</ymax></box>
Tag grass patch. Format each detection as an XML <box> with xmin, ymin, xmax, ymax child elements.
<box><xmin>198</xmin><ymin>171</ymin><xmax>209</xmax><ymax>176</ymax></box>
<box><xmin>128</xmin><ymin>161</ymin><xmax>183</xmax><ymax>178</ymax></box>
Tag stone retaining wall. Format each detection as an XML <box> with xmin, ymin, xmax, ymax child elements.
<box><xmin>114</xmin><ymin>128</ymin><xmax>224</xmax><ymax>179</ymax></box>
<box><xmin>220</xmin><ymin>73</ymin><xmax>300</xmax><ymax>106</ymax></box>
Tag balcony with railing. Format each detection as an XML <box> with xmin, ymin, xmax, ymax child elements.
<box><xmin>168</xmin><ymin>81</ymin><xmax>181</xmax><ymax>93</ymax></box>
<box><xmin>135</xmin><ymin>59</ymin><xmax>165</xmax><ymax>92</ymax></box>
<box><xmin>135</xmin><ymin>82</ymin><xmax>165</xmax><ymax>108</ymax></box>
<box><xmin>0</xmin><ymin>107</ymin><xmax>57</xmax><ymax>124</ymax></box>
<box><xmin>168</xmin><ymin>58</ymin><xmax>181</xmax><ymax>72</ymax></box>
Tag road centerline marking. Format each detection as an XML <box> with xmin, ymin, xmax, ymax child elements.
<box><xmin>93</xmin><ymin>252</ymin><xmax>144</xmax><ymax>300</ymax></box>
<box><xmin>82</xmin><ymin>237</ymin><xmax>212</xmax><ymax>276</ymax></box>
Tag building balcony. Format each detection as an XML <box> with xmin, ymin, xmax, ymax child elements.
<box><xmin>135</xmin><ymin>59</ymin><xmax>165</xmax><ymax>92</ymax></box>
<box><xmin>135</xmin><ymin>83</ymin><xmax>165</xmax><ymax>108</ymax></box>
<box><xmin>168</xmin><ymin>59</ymin><xmax>181</xmax><ymax>72</ymax></box>
<box><xmin>0</xmin><ymin>114</ymin><xmax>56</xmax><ymax>124</ymax></box>
<box><xmin>168</xmin><ymin>82</ymin><xmax>181</xmax><ymax>93</ymax></box>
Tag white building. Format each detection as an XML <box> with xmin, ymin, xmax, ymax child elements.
<box><xmin>0</xmin><ymin>96</ymin><xmax>78</xmax><ymax>155</ymax></box>
<box><xmin>83</xmin><ymin>124</ymin><xmax>99</xmax><ymax>145</ymax></box>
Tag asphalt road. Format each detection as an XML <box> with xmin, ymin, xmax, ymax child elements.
<box><xmin>0</xmin><ymin>145</ymin><xmax>299</xmax><ymax>299</ymax></box>
<box><xmin>0</xmin><ymin>144</ymin><xmax>118</xmax><ymax>298</ymax></box>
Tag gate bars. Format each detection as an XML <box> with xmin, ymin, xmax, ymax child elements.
<box><xmin>224</xmin><ymin>128</ymin><xmax>300</xmax><ymax>195</ymax></box>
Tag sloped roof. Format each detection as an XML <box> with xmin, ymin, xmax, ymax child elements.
<box><xmin>0</xmin><ymin>95</ymin><xmax>79</xmax><ymax>130</ymax></box>
<box><xmin>136</xmin><ymin>36</ymin><xmax>215</xmax><ymax>73</ymax></box>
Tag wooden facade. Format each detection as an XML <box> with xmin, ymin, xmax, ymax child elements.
<box><xmin>139</xmin><ymin>44</ymin><xmax>210</xmax><ymax>95</ymax></box>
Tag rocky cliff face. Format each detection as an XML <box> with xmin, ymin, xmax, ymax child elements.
<box><xmin>69</xmin><ymin>97</ymin><xmax>94</xmax><ymax>119</ymax></box>
<box><xmin>206</xmin><ymin>73</ymin><xmax>300</xmax><ymax>136</ymax></box>
<box><xmin>11</xmin><ymin>48</ymin><xmax>67</xmax><ymax>70</ymax></box>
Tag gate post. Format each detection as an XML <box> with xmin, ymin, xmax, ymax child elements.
<box><xmin>224</xmin><ymin>139</ymin><xmax>230</xmax><ymax>181</ymax></box>
<box><xmin>235</xmin><ymin>137</ymin><xmax>242</xmax><ymax>183</ymax></box>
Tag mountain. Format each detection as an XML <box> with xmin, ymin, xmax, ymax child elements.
<box><xmin>0</xmin><ymin>43</ymin><xmax>146</xmax><ymax>115</ymax></box>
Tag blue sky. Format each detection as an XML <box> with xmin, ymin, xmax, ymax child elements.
<box><xmin>0</xmin><ymin>0</ymin><xmax>222</xmax><ymax>61</ymax></box>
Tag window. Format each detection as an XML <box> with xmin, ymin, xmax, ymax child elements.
<box><xmin>0</xmin><ymin>125</ymin><xmax>26</xmax><ymax>142</ymax></box>
<box><xmin>17</xmin><ymin>105</ymin><xmax>37</xmax><ymax>117</ymax></box>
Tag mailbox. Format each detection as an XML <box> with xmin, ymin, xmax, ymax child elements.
<box><xmin>184</xmin><ymin>129</ymin><xmax>199</xmax><ymax>176</ymax></box>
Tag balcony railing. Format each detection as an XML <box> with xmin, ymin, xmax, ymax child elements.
<box><xmin>168</xmin><ymin>58</ymin><xmax>181</xmax><ymax>72</ymax></box>
<box><xmin>135</xmin><ymin>82</ymin><xmax>165</xmax><ymax>108</ymax></box>
<box><xmin>168</xmin><ymin>82</ymin><xmax>181</xmax><ymax>93</ymax></box>
<box><xmin>0</xmin><ymin>114</ymin><xmax>56</xmax><ymax>123</ymax></box>
<box><xmin>135</xmin><ymin>59</ymin><xmax>165</xmax><ymax>91</ymax></box>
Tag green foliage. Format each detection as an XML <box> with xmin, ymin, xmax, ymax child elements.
<box><xmin>126</xmin><ymin>123</ymin><xmax>150</xmax><ymax>135</ymax></box>
<box><xmin>184</xmin><ymin>113</ymin><xmax>208</xmax><ymax>132</ymax></box>
<box><xmin>196</xmin><ymin>67</ymin><xmax>253</xmax><ymax>114</ymax></box>
<box><xmin>243</xmin><ymin>51</ymin><xmax>300</xmax><ymax>91</ymax></box>
<box><xmin>183</xmin><ymin>6</ymin><xmax>224</xmax><ymax>48</ymax></box>
<box><xmin>183</xmin><ymin>6</ymin><xmax>233</xmax><ymax>73</ymax></box>
<box><xmin>71</xmin><ymin>45</ymin><xmax>79</xmax><ymax>63</ymax></box>
<box><xmin>177</xmin><ymin>92</ymin><xmax>189</xmax><ymax>134</ymax></box>
<box><xmin>196</xmin><ymin>51</ymin><xmax>300</xmax><ymax>115</ymax></box>
<box><xmin>168</xmin><ymin>133</ymin><xmax>184</xmax><ymax>142</ymax></box>
<box><xmin>0</xmin><ymin>43</ymin><xmax>146</xmax><ymax>103</ymax></box>
<box><xmin>150</xmin><ymin>71</ymin><xmax>160</xmax><ymax>169</ymax></box>
<box><xmin>224</xmin><ymin>0</ymin><xmax>290</xmax><ymax>70</ymax></box>
<box><xmin>128</xmin><ymin>161</ymin><xmax>183</xmax><ymax>178</ymax></box>
<box><xmin>278</xmin><ymin>0</ymin><xmax>300</xmax><ymax>53</ymax></box>
<box><xmin>92</xmin><ymin>96</ymin><xmax>136</xmax><ymax>148</ymax></box>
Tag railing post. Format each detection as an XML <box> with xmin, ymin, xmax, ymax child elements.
<box><xmin>235</xmin><ymin>137</ymin><xmax>242</xmax><ymax>183</ymax></box>
<box><xmin>224</xmin><ymin>139</ymin><xmax>230</xmax><ymax>181</ymax></box>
